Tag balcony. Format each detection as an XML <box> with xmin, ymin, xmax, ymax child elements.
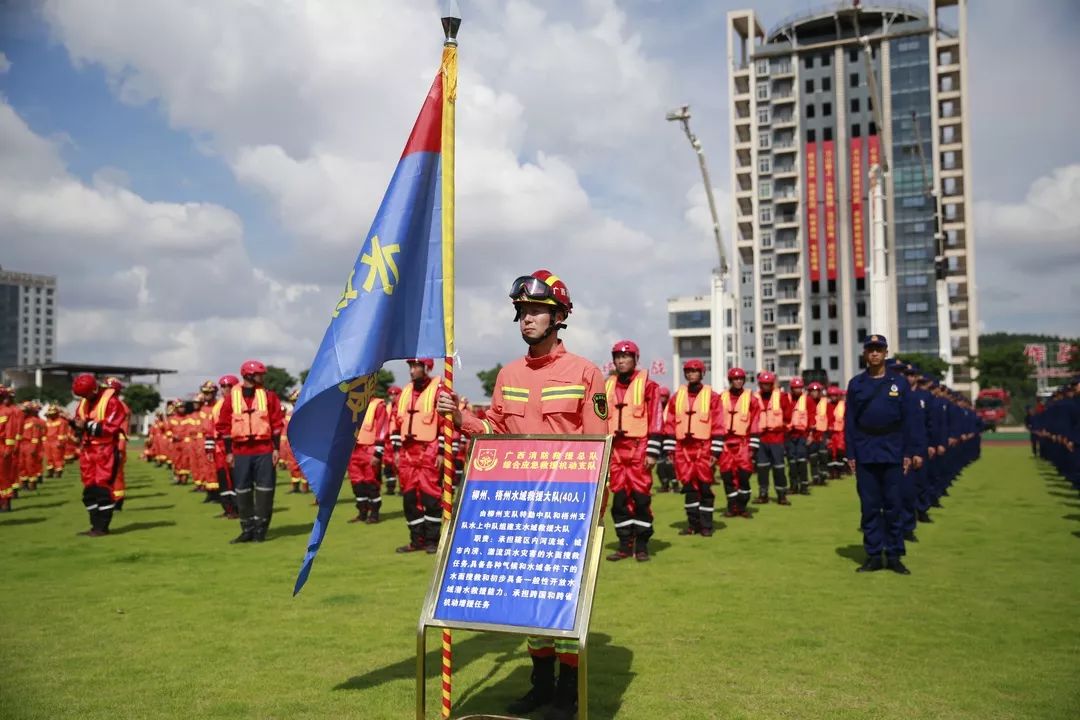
<box><xmin>774</xmin><ymin>190</ymin><xmax>799</xmax><ymax>204</ymax></box>
<box><xmin>777</xmin><ymin>315</ymin><xmax>801</xmax><ymax>330</ymax></box>
<box><xmin>777</xmin><ymin>292</ymin><xmax>801</xmax><ymax>305</ymax></box>
<box><xmin>773</xmin><ymin>164</ymin><xmax>798</xmax><ymax>177</ymax></box>
<box><xmin>778</xmin><ymin>342</ymin><xmax>802</xmax><ymax>355</ymax></box>
<box><xmin>772</xmin><ymin>113</ymin><xmax>796</xmax><ymax>127</ymax></box>
<box><xmin>775</xmin><ymin>214</ymin><xmax>799</xmax><ymax>228</ymax></box>
<box><xmin>771</xmin><ymin>63</ymin><xmax>794</xmax><ymax>77</ymax></box>
<box><xmin>776</xmin><ymin>263</ymin><xmax>801</xmax><ymax>278</ymax></box>
<box><xmin>772</xmin><ymin>91</ymin><xmax>795</xmax><ymax>104</ymax></box>
<box><xmin>773</xmin><ymin>142</ymin><xmax>797</xmax><ymax>155</ymax></box>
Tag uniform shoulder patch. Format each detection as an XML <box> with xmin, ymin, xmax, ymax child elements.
<box><xmin>592</xmin><ymin>393</ymin><xmax>608</xmax><ymax>420</ymax></box>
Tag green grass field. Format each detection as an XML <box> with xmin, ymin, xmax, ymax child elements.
<box><xmin>2</xmin><ymin>444</ymin><xmax>1078</xmax><ymax>720</ymax></box>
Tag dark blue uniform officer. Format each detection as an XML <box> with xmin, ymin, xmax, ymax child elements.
<box><xmin>844</xmin><ymin>335</ymin><xmax>922</xmax><ymax>574</ymax></box>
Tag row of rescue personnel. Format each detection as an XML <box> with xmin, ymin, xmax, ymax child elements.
<box><xmin>1026</xmin><ymin>378</ymin><xmax>1080</xmax><ymax>492</ymax></box>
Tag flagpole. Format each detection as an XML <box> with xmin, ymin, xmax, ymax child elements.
<box><xmin>438</xmin><ymin>4</ymin><xmax>460</xmax><ymax>719</ymax></box>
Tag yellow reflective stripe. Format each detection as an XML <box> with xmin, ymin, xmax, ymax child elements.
<box><xmin>553</xmin><ymin>638</ymin><xmax>579</xmax><ymax>653</ymax></box>
<box><xmin>481</xmin><ymin>419</ymin><xmax>493</xmax><ymax>434</ymax></box>
<box><xmin>501</xmin><ymin>386</ymin><xmax>529</xmax><ymax>397</ymax></box>
<box><xmin>527</xmin><ymin>637</ymin><xmax>554</xmax><ymax>650</ymax></box>
<box><xmin>542</xmin><ymin>391</ymin><xmax>585</xmax><ymax>401</ymax></box>
<box><xmin>541</xmin><ymin>385</ymin><xmax>585</xmax><ymax>398</ymax></box>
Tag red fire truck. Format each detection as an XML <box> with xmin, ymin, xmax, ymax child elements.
<box><xmin>975</xmin><ymin>388</ymin><xmax>1009</xmax><ymax>431</ymax></box>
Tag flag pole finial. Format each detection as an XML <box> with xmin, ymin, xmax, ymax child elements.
<box><xmin>441</xmin><ymin>0</ymin><xmax>461</xmax><ymax>46</ymax></box>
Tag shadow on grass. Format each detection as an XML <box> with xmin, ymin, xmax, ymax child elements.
<box><xmin>835</xmin><ymin>544</ymin><xmax>866</xmax><ymax>565</ymax></box>
<box><xmin>335</xmin><ymin>632</ymin><xmax>634</xmax><ymax>719</ymax></box>
<box><xmin>603</xmin><ymin>537</ymin><xmax>673</xmax><ymax>558</ymax></box>
<box><xmin>1073</xmin><ymin>530</ymin><xmax>1080</xmax><ymax>540</ymax></box>
<box><xmin>110</xmin><ymin>520</ymin><xmax>177</xmax><ymax>535</ymax></box>
<box><xmin>127</xmin><ymin>504</ymin><xmax>175</xmax><ymax>512</ymax></box>
<box><xmin>18</xmin><ymin>500</ymin><xmax>69</xmax><ymax>510</ymax></box>
<box><xmin>666</xmin><ymin>520</ymin><xmax>729</xmax><ymax>533</ymax></box>
<box><xmin>1047</xmin><ymin>490</ymin><xmax>1079</xmax><ymax>499</ymax></box>
<box><xmin>125</xmin><ymin>492</ymin><xmax>167</xmax><ymax>500</ymax></box>
<box><xmin>0</xmin><ymin>516</ymin><xmax>47</xmax><ymax>527</ymax></box>
<box><xmin>265</xmin><ymin>523</ymin><xmax>315</xmax><ymax>540</ymax></box>
<box><xmin>1063</xmin><ymin>514</ymin><xmax>1080</xmax><ymax>523</ymax></box>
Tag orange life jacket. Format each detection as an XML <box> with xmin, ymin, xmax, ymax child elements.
<box><xmin>605</xmin><ymin>370</ymin><xmax>648</xmax><ymax>438</ymax></box>
<box><xmin>673</xmin><ymin>385</ymin><xmax>713</xmax><ymax>440</ymax></box>
<box><xmin>356</xmin><ymin>398</ymin><xmax>385</xmax><ymax>445</ymax></box>
<box><xmin>720</xmin><ymin>390</ymin><xmax>753</xmax><ymax>436</ymax></box>
<box><xmin>397</xmin><ymin>380</ymin><xmax>441</xmax><ymax>443</ymax></box>
<box><xmin>830</xmin><ymin>400</ymin><xmax>846</xmax><ymax>433</ymax></box>
<box><xmin>813</xmin><ymin>397</ymin><xmax>828</xmax><ymax>432</ymax></box>
<box><xmin>76</xmin><ymin>388</ymin><xmax>116</xmax><ymax>422</ymax></box>
<box><xmin>230</xmin><ymin>387</ymin><xmax>271</xmax><ymax>441</ymax></box>
<box><xmin>756</xmin><ymin>390</ymin><xmax>785</xmax><ymax>431</ymax></box>
<box><xmin>790</xmin><ymin>394</ymin><xmax>808</xmax><ymax>431</ymax></box>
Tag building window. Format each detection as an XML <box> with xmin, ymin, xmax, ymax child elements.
<box><xmin>827</xmin><ymin>303</ymin><xmax>837</xmax><ymax>319</ymax></box>
<box><xmin>811</xmin><ymin>304</ymin><xmax>821</xmax><ymax>320</ymax></box>
<box><xmin>857</xmin><ymin>327</ymin><xmax>867</xmax><ymax>341</ymax></box>
<box><xmin>761</xmin><ymin>230</ymin><xmax>773</xmax><ymax>248</ymax></box>
<box><xmin>829</xmin><ymin>329</ymin><xmax>838</xmax><ymax>344</ymax></box>
<box><xmin>744</xmin><ymin>348</ymin><xmax>754</xmax><ymax>360</ymax></box>
<box><xmin>742</xmin><ymin>270</ymin><xmax>753</xmax><ymax>285</ymax></box>
<box><xmin>760</xmin><ymin>206</ymin><xmax>773</xmax><ymax>223</ymax></box>
<box><xmin>743</xmin><ymin>320</ymin><xmax>754</xmax><ymax>333</ymax></box>
<box><xmin>824</xmin><ymin>127</ymin><xmax>833</xmax><ymax>141</ymax></box>
<box><xmin>822</xmin><ymin>76</ymin><xmax>831</xmax><ymax>91</ymax></box>
<box><xmin>757</xmin><ymin>82</ymin><xmax>770</xmax><ymax>101</ymax></box>
<box><xmin>823</xmin><ymin>102</ymin><xmax>832</xmax><ymax>117</ymax></box>
<box><xmin>759</xmin><ymin>131</ymin><xmax>771</xmax><ymax>149</ymax></box>
<box><xmin>763</xmin><ymin>307</ymin><xmax>775</xmax><ymax>323</ymax></box>
<box><xmin>907</xmin><ymin>328</ymin><xmax>930</xmax><ymax>339</ymax></box>
<box><xmin>807</xmin><ymin>129</ymin><xmax>816</xmax><ymax>143</ymax></box>
<box><xmin>821</xmin><ymin>53</ymin><xmax>831</xmax><ymax>67</ymax></box>
<box><xmin>869</xmin><ymin>121</ymin><xmax>877</xmax><ymax>135</ymax></box>
<box><xmin>806</xmin><ymin>104</ymin><xmax>816</xmax><ymax>118</ymax></box>
<box><xmin>804</xmin><ymin>56</ymin><xmax>814</xmax><ymax>70</ymax></box>
<box><xmin>905</xmin><ymin>301</ymin><xmax>930</xmax><ymax>312</ymax></box>
<box><xmin>904</xmin><ymin>274</ymin><xmax>930</xmax><ymax>286</ymax></box>
<box><xmin>812</xmin><ymin>330</ymin><xmax>822</xmax><ymax>345</ymax></box>
<box><xmin>850</xmin><ymin>72</ymin><xmax>859</xmax><ymax>87</ymax></box>
<box><xmin>762</xmin><ymin>281</ymin><xmax>775</xmax><ymax>299</ymax></box>
<box><xmin>762</xmin><ymin>256</ymin><xmax>774</xmax><ymax>273</ymax></box>
<box><xmin>814</xmin><ymin>357</ymin><xmax>823</xmax><ymax>370</ymax></box>
<box><xmin>856</xmin><ymin>301</ymin><xmax>867</xmax><ymax>317</ymax></box>
<box><xmin>829</xmin><ymin>356</ymin><xmax>839</xmax><ymax>370</ymax></box>
<box><xmin>849</xmin><ymin>49</ymin><xmax>859</xmax><ymax>63</ymax></box>
<box><xmin>805</xmin><ymin>78</ymin><xmax>814</xmax><ymax>94</ymax></box>
<box><xmin>758</xmin><ymin>106</ymin><xmax>771</xmax><ymax>124</ymax></box>
<box><xmin>765</xmin><ymin>358</ymin><xmax>777</xmax><ymax>372</ymax></box>
<box><xmin>850</xmin><ymin>98</ymin><xmax>860</xmax><ymax>113</ymax></box>
<box><xmin>856</xmin><ymin>277</ymin><xmax>866</xmax><ymax>291</ymax></box>
<box><xmin>763</xmin><ymin>332</ymin><xmax>776</xmax><ymax>349</ymax></box>
<box><xmin>759</xmin><ymin>156</ymin><xmax>772</xmax><ymax>173</ymax></box>
<box><xmin>759</xmin><ymin>180</ymin><xmax>772</xmax><ymax>199</ymax></box>
<box><xmin>852</xmin><ymin>123</ymin><xmax>861</xmax><ymax>137</ymax></box>
<box><xmin>743</xmin><ymin>297</ymin><xmax>753</xmax><ymax>309</ymax></box>
<box><xmin>756</xmin><ymin>59</ymin><xmax>769</xmax><ymax>75</ymax></box>
<box><xmin>670</xmin><ymin>310</ymin><xmax>711</xmax><ymax>329</ymax></box>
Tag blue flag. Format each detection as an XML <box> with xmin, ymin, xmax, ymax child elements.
<box><xmin>289</xmin><ymin>58</ymin><xmax>455</xmax><ymax>594</ymax></box>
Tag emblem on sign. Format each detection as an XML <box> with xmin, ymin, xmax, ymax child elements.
<box><xmin>472</xmin><ymin>448</ymin><xmax>498</xmax><ymax>472</ymax></box>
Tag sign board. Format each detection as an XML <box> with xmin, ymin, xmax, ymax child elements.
<box><xmin>416</xmin><ymin>434</ymin><xmax>612</xmax><ymax>719</ymax></box>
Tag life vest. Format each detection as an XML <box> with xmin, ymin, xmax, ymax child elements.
<box><xmin>76</xmin><ymin>388</ymin><xmax>116</xmax><ymax>422</ymax></box>
<box><xmin>756</xmin><ymin>391</ymin><xmax>785</xmax><ymax>431</ymax></box>
<box><xmin>211</xmin><ymin>398</ymin><xmax>225</xmax><ymax>423</ymax></box>
<box><xmin>813</xmin><ymin>397</ymin><xmax>828</xmax><ymax>432</ymax></box>
<box><xmin>356</xmin><ymin>398</ymin><xmax>385</xmax><ymax>445</ymax></box>
<box><xmin>230</xmin><ymin>387</ymin><xmax>271</xmax><ymax>441</ymax></box>
<box><xmin>790</xmin><ymin>394</ymin><xmax>808</xmax><ymax>431</ymax></box>
<box><xmin>673</xmin><ymin>385</ymin><xmax>713</xmax><ymax>440</ymax></box>
<box><xmin>720</xmin><ymin>390</ymin><xmax>753</xmax><ymax>436</ymax></box>
<box><xmin>605</xmin><ymin>370</ymin><xmax>648</xmax><ymax>438</ymax></box>
<box><xmin>398</xmin><ymin>380</ymin><xmax>441</xmax><ymax>443</ymax></box>
<box><xmin>830</xmin><ymin>400</ymin><xmax>846</xmax><ymax>433</ymax></box>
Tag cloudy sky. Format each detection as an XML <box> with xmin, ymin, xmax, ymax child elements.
<box><xmin>1</xmin><ymin>0</ymin><xmax>1077</xmax><ymax>399</ymax></box>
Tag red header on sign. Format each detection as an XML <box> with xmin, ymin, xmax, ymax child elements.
<box><xmin>822</xmin><ymin>140</ymin><xmax>837</xmax><ymax>281</ymax></box>
<box><xmin>850</xmin><ymin>136</ymin><xmax>866</xmax><ymax>280</ymax></box>
<box><xmin>468</xmin><ymin>438</ymin><xmax>606</xmax><ymax>484</ymax></box>
<box><xmin>805</xmin><ymin>142</ymin><xmax>820</xmax><ymax>283</ymax></box>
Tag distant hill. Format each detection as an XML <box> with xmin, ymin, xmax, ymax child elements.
<box><xmin>979</xmin><ymin>332</ymin><xmax>1068</xmax><ymax>352</ymax></box>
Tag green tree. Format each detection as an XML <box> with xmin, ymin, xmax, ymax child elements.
<box><xmin>299</xmin><ymin>368</ymin><xmax>310</xmax><ymax>385</ymax></box>
<box><xmin>476</xmin><ymin>364</ymin><xmax>502</xmax><ymax>398</ymax></box>
<box><xmin>1065</xmin><ymin>341</ymin><xmax>1080</xmax><ymax>373</ymax></box>
<box><xmin>894</xmin><ymin>352</ymin><xmax>949</xmax><ymax>381</ymax></box>
<box><xmin>13</xmin><ymin>384</ymin><xmax>72</xmax><ymax>406</ymax></box>
<box><xmin>122</xmin><ymin>384</ymin><xmax>163</xmax><ymax>415</ymax></box>
<box><xmin>374</xmin><ymin>369</ymin><xmax>396</xmax><ymax>399</ymax></box>
<box><xmin>971</xmin><ymin>343</ymin><xmax>1036</xmax><ymax>424</ymax></box>
<box><xmin>262</xmin><ymin>365</ymin><xmax>297</xmax><ymax>397</ymax></box>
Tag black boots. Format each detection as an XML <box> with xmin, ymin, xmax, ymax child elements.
<box><xmin>545</xmin><ymin>663</ymin><xmax>578</xmax><ymax>720</ymax></box>
<box><xmin>507</xmin><ymin>656</ymin><xmax>555</xmax><ymax>715</ymax></box>
<box><xmin>231</xmin><ymin>520</ymin><xmax>255</xmax><ymax>544</ymax></box>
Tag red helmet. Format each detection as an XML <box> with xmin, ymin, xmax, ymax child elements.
<box><xmin>728</xmin><ymin>367</ymin><xmax>747</xmax><ymax>380</ymax></box>
<box><xmin>509</xmin><ymin>269</ymin><xmax>572</xmax><ymax>315</ymax></box>
<box><xmin>611</xmin><ymin>340</ymin><xmax>640</xmax><ymax>358</ymax></box>
<box><xmin>757</xmin><ymin>371</ymin><xmax>776</xmax><ymax>384</ymax></box>
<box><xmin>808</xmin><ymin>381</ymin><xmax>824</xmax><ymax>392</ymax></box>
<box><xmin>789</xmin><ymin>377</ymin><xmax>805</xmax><ymax>390</ymax></box>
<box><xmin>387</xmin><ymin>385</ymin><xmax>402</xmax><ymax>396</ymax></box>
<box><xmin>240</xmin><ymin>360</ymin><xmax>267</xmax><ymax>376</ymax></box>
<box><xmin>683</xmin><ymin>359</ymin><xmax>705</xmax><ymax>373</ymax></box>
<box><xmin>827</xmin><ymin>385</ymin><xmax>842</xmax><ymax>397</ymax></box>
<box><xmin>200</xmin><ymin>380</ymin><xmax>217</xmax><ymax>393</ymax></box>
<box><xmin>72</xmin><ymin>374</ymin><xmax>98</xmax><ymax>398</ymax></box>
<box><xmin>218</xmin><ymin>374</ymin><xmax>239</xmax><ymax>388</ymax></box>
<box><xmin>407</xmin><ymin>358</ymin><xmax>435</xmax><ymax>371</ymax></box>
<box><xmin>658</xmin><ymin>385</ymin><xmax>671</xmax><ymax>398</ymax></box>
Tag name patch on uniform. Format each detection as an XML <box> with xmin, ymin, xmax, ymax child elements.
<box><xmin>592</xmin><ymin>393</ymin><xmax>608</xmax><ymax>420</ymax></box>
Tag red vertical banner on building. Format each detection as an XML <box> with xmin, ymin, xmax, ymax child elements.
<box><xmin>868</xmin><ymin>134</ymin><xmax>880</xmax><ymax>175</ymax></box>
<box><xmin>850</xmin><ymin>136</ymin><xmax>866</xmax><ymax>279</ymax></box>
<box><xmin>822</xmin><ymin>140</ymin><xmax>837</xmax><ymax>281</ymax></box>
<box><xmin>804</xmin><ymin>142</ymin><xmax>820</xmax><ymax>283</ymax></box>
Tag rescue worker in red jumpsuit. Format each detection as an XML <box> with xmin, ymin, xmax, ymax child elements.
<box><xmin>439</xmin><ymin>269</ymin><xmax>606</xmax><ymax>720</ymax></box>
<box><xmin>44</xmin><ymin>405</ymin><xmax>69</xmax><ymax>478</ymax></box>
<box><xmin>754</xmin><ymin>371</ymin><xmax>792</xmax><ymax>505</ymax></box>
<box><xmin>0</xmin><ymin>386</ymin><xmax>18</xmax><ymax>511</ymax></box>
<box><xmin>663</xmin><ymin>359</ymin><xmax>723</xmax><ymax>536</ymax></box>
<box><xmin>604</xmin><ymin>340</ymin><xmax>664</xmax><ymax>562</ymax></box>
<box><xmin>71</xmin><ymin>374</ymin><xmax>126</xmax><ymax>536</ymax></box>
<box><xmin>216</xmin><ymin>360</ymin><xmax>285</xmax><ymax>543</ymax></box>
<box><xmin>718</xmin><ymin>367</ymin><xmax>762</xmax><ymax>518</ymax></box>
<box><xmin>347</xmin><ymin>395</ymin><xmax>390</xmax><ymax>523</ymax></box>
<box><xmin>383</xmin><ymin>385</ymin><xmax>402</xmax><ymax>496</ymax></box>
<box><xmin>391</xmin><ymin>358</ymin><xmax>449</xmax><ymax>554</ymax></box>
<box><xmin>786</xmin><ymin>378</ymin><xmax>811</xmax><ymax>494</ymax></box>
<box><xmin>209</xmin><ymin>375</ymin><xmax>240</xmax><ymax>519</ymax></box>
<box><xmin>103</xmin><ymin>378</ymin><xmax>130</xmax><ymax>510</ymax></box>
<box><xmin>18</xmin><ymin>402</ymin><xmax>45</xmax><ymax>490</ymax></box>
<box><xmin>807</xmin><ymin>382</ymin><xmax>830</xmax><ymax>486</ymax></box>
<box><xmin>281</xmin><ymin>390</ymin><xmax>308</xmax><ymax>493</ymax></box>
<box><xmin>826</xmin><ymin>385</ymin><xmax>847</xmax><ymax>478</ymax></box>
<box><xmin>654</xmin><ymin>385</ymin><xmax>677</xmax><ymax>493</ymax></box>
<box><xmin>195</xmin><ymin>381</ymin><xmax>220</xmax><ymax>504</ymax></box>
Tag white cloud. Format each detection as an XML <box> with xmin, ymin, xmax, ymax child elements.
<box><xmin>0</xmin><ymin>52</ymin><xmax>10</xmax><ymax>74</ymax></box>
